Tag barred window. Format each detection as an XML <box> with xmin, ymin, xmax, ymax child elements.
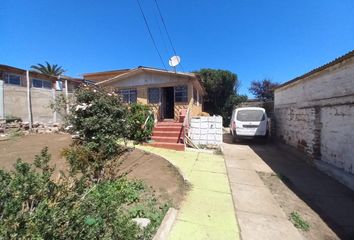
<box><xmin>174</xmin><ymin>85</ymin><xmax>188</xmax><ymax>103</ymax></box>
<box><xmin>117</xmin><ymin>89</ymin><xmax>137</xmax><ymax>104</ymax></box>
<box><xmin>4</xmin><ymin>73</ymin><xmax>21</xmax><ymax>86</ymax></box>
<box><xmin>148</xmin><ymin>88</ymin><xmax>160</xmax><ymax>104</ymax></box>
<box><xmin>32</xmin><ymin>79</ymin><xmax>52</xmax><ymax>89</ymax></box>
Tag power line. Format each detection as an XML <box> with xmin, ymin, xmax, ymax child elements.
<box><xmin>136</xmin><ymin>0</ymin><xmax>167</xmax><ymax>70</ymax></box>
<box><xmin>154</xmin><ymin>10</ymin><xmax>170</xmax><ymax>61</ymax></box>
<box><xmin>153</xmin><ymin>0</ymin><xmax>185</xmax><ymax>72</ymax></box>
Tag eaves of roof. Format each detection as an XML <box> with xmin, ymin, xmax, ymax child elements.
<box><xmin>274</xmin><ymin>49</ymin><xmax>354</xmax><ymax>91</ymax></box>
<box><xmin>96</xmin><ymin>66</ymin><xmax>197</xmax><ymax>86</ymax></box>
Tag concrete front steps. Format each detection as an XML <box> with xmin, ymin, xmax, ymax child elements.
<box><xmin>148</xmin><ymin>121</ymin><xmax>184</xmax><ymax>151</ymax></box>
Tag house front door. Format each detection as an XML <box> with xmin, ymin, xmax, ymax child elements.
<box><xmin>162</xmin><ymin>87</ymin><xmax>174</xmax><ymax>119</ymax></box>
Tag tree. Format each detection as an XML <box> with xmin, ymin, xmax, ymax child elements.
<box><xmin>249</xmin><ymin>79</ymin><xmax>279</xmax><ymax>101</ymax></box>
<box><xmin>195</xmin><ymin>69</ymin><xmax>247</xmax><ymax>125</ymax></box>
<box><xmin>30</xmin><ymin>61</ymin><xmax>65</xmax><ymax>76</ymax></box>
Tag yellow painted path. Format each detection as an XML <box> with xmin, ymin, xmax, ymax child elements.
<box><xmin>137</xmin><ymin>146</ymin><xmax>240</xmax><ymax>240</ymax></box>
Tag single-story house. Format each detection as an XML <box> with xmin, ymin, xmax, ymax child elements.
<box><xmin>83</xmin><ymin>66</ymin><xmax>206</xmax><ymax>122</ymax></box>
<box><xmin>274</xmin><ymin>50</ymin><xmax>354</xmax><ymax>190</ymax></box>
<box><xmin>0</xmin><ymin>64</ymin><xmax>82</xmax><ymax>122</ymax></box>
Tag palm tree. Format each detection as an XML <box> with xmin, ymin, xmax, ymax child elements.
<box><xmin>30</xmin><ymin>61</ymin><xmax>65</xmax><ymax>77</ymax></box>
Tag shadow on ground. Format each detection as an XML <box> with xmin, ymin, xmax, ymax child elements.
<box><xmin>223</xmin><ymin>133</ymin><xmax>354</xmax><ymax>240</ymax></box>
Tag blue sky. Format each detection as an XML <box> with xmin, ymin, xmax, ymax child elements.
<box><xmin>1</xmin><ymin>0</ymin><xmax>353</xmax><ymax>97</ymax></box>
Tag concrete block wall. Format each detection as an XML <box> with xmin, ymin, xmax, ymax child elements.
<box><xmin>3</xmin><ymin>85</ymin><xmax>28</xmax><ymax>120</ymax></box>
<box><xmin>0</xmin><ymin>82</ymin><xmax>68</xmax><ymax>123</ymax></box>
<box><xmin>274</xmin><ymin>56</ymin><xmax>354</xmax><ymax>190</ymax></box>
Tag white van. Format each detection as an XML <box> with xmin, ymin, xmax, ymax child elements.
<box><xmin>229</xmin><ymin>107</ymin><xmax>268</xmax><ymax>142</ymax></box>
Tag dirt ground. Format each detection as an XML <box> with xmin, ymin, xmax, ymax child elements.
<box><xmin>222</xmin><ymin>130</ymin><xmax>354</xmax><ymax>240</ymax></box>
<box><xmin>258</xmin><ymin>172</ymin><xmax>339</xmax><ymax>240</ymax></box>
<box><xmin>0</xmin><ymin>134</ymin><xmax>186</xmax><ymax>207</ymax></box>
<box><xmin>118</xmin><ymin>149</ymin><xmax>186</xmax><ymax>207</ymax></box>
<box><xmin>0</xmin><ymin>134</ymin><xmax>72</xmax><ymax>172</ymax></box>
<box><xmin>248</xmin><ymin>142</ymin><xmax>354</xmax><ymax>240</ymax></box>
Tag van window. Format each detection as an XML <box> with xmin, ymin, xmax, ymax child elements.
<box><xmin>237</xmin><ymin>110</ymin><xmax>265</xmax><ymax>121</ymax></box>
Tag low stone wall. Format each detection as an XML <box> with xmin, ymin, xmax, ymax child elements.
<box><xmin>0</xmin><ymin>119</ymin><xmax>63</xmax><ymax>138</ymax></box>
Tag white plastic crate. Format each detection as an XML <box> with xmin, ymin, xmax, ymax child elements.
<box><xmin>188</xmin><ymin>116</ymin><xmax>223</xmax><ymax>146</ymax></box>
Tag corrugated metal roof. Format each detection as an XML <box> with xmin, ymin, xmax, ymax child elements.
<box><xmin>274</xmin><ymin>50</ymin><xmax>354</xmax><ymax>91</ymax></box>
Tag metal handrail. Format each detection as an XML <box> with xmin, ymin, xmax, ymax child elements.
<box><xmin>182</xmin><ymin>107</ymin><xmax>192</xmax><ymax>148</ymax></box>
<box><xmin>141</xmin><ymin>111</ymin><xmax>154</xmax><ymax>130</ymax></box>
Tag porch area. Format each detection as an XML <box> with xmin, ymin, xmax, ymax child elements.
<box><xmin>149</xmin><ymin>120</ymin><xmax>185</xmax><ymax>151</ymax></box>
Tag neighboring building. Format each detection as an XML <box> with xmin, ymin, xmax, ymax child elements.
<box><xmin>83</xmin><ymin>66</ymin><xmax>206</xmax><ymax>122</ymax></box>
<box><xmin>274</xmin><ymin>50</ymin><xmax>354</xmax><ymax>190</ymax></box>
<box><xmin>0</xmin><ymin>64</ymin><xmax>82</xmax><ymax>123</ymax></box>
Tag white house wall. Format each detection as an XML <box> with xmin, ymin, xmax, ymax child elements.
<box><xmin>274</xmin><ymin>57</ymin><xmax>354</xmax><ymax>190</ymax></box>
<box><xmin>275</xmin><ymin>58</ymin><xmax>354</xmax><ymax>107</ymax></box>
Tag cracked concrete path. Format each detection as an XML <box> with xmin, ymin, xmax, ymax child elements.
<box><xmin>222</xmin><ymin>134</ymin><xmax>303</xmax><ymax>240</ymax></box>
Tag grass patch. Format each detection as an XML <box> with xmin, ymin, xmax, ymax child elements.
<box><xmin>289</xmin><ymin>211</ymin><xmax>310</xmax><ymax>231</ymax></box>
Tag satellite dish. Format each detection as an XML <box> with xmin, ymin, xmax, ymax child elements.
<box><xmin>168</xmin><ymin>55</ymin><xmax>181</xmax><ymax>67</ymax></box>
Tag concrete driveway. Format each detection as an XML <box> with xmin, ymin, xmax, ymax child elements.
<box><xmin>222</xmin><ymin>131</ymin><xmax>354</xmax><ymax>240</ymax></box>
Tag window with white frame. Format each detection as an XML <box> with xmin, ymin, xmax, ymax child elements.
<box><xmin>148</xmin><ymin>88</ymin><xmax>160</xmax><ymax>104</ymax></box>
<box><xmin>4</xmin><ymin>73</ymin><xmax>21</xmax><ymax>85</ymax></box>
<box><xmin>174</xmin><ymin>85</ymin><xmax>188</xmax><ymax>103</ymax></box>
<box><xmin>117</xmin><ymin>89</ymin><xmax>137</xmax><ymax>104</ymax></box>
<box><xmin>32</xmin><ymin>78</ymin><xmax>52</xmax><ymax>89</ymax></box>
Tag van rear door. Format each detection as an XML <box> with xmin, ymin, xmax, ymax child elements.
<box><xmin>235</xmin><ymin>109</ymin><xmax>267</xmax><ymax>136</ymax></box>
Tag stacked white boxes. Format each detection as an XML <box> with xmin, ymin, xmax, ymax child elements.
<box><xmin>188</xmin><ymin>116</ymin><xmax>223</xmax><ymax>146</ymax></box>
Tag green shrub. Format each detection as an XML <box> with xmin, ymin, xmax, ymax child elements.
<box><xmin>67</xmin><ymin>86</ymin><xmax>129</xmax><ymax>155</ymax></box>
<box><xmin>0</xmin><ymin>148</ymin><xmax>168</xmax><ymax>239</ymax></box>
<box><xmin>127</xmin><ymin>103</ymin><xmax>154</xmax><ymax>142</ymax></box>
<box><xmin>63</xmin><ymin>87</ymin><xmax>130</xmax><ymax>180</ymax></box>
<box><xmin>63</xmin><ymin>87</ymin><xmax>155</xmax><ymax>180</ymax></box>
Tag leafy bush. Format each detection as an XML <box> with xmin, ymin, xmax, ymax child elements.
<box><xmin>67</xmin><ymin>86</ymin><xmax>129</xmax><ymax>156</ymax></box>
<box><xmin>0</xmin><ymin>148</ymin><xmax>168</xmax><ymax>239</ymax></box>
<box><xmin>62</xmin><ymin>87</ymin><xmax>129</xmax><ymax>179</ymax></box>
<box><xmin>61</xmin><ymin>87</ymin><xmax>155</xmax><ymax>179</ymax></box>
<box><xmin>127</xmin><ymin>104</ymin><xmax>154</xmax><ymax>142</ymax></box>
